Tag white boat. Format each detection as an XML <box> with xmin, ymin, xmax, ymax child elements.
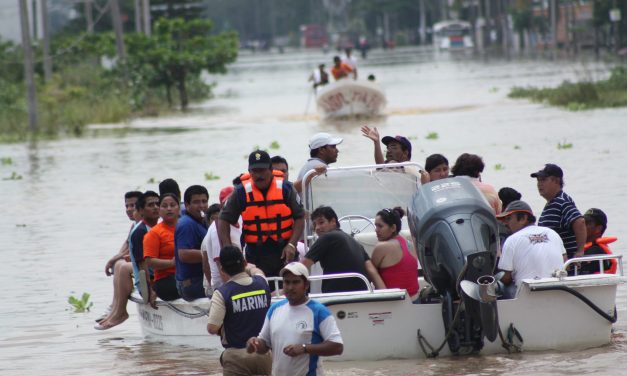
<box><xmin>315</xmin><ymin>80</ymin><xmax>386</xmax><ymax>119</ymax></box>
<box><xmin>433</xmin><ymin>20</ymin><xmax>474</xmax><ymax>50</ymax></box>
<box><xmin>132</xmin><ymin>163</ymin><xmax>624</xmax><ymax>360</ymax></box>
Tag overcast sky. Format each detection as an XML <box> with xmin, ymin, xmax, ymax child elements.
<box><xmin>0</xmin><ymin>0</ymin><xmax>24</xmax><ymax>42</ymax></box>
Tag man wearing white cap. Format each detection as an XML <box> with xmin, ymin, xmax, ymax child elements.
<box><xmin>246</xmin><ymin>262</ymin><xmax>343</xmax><ymax>375</ymax></box>
<box><xmin>294</xmin><ymin>132</ymin><xmax>343</xmax><ymax>193</ymax></box>
<box><xmin>497</xmin><ymin>200</ymin><xmax>566</xmax><ymax>298</ymax></box>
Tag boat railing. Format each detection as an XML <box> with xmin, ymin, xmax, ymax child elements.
<box><xmin>266</xmin><ymin>272</ymin><xmax>374</xmax><ymax>294</ymax></box>
<box><xmin>563</xmin><ymin>254</ymin><xmax>624</xmax><ymax>276</ymax></box>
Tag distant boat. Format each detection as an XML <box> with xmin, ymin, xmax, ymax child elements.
<box><xmin>316</xmin><ymin>80</ymin><xmax>386</xmax><ymax>119</ymax></box>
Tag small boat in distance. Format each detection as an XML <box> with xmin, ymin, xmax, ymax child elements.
<box><xmin>316</xmin><ymin>80</ymin><xmax>386</xmax><ymax>119</ymax></box>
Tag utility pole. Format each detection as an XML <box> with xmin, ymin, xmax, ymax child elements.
<box><xmin>418</xmin><ymin>0</ymin><xmax>426</xmax><ymax>45</ymax></box>
<box><xmin>135</xmin><ymin>0</ymin><xmax>142</xmax><ymax>33</ymax></box>
<box><xmin>41</xmin><ymin>0</ymin><xmax>52</xmax><ymax>82</ymax></box>
<box><xmin>19</xmin><ymin>0</ymin><xmax>38</xmax><ymax>132</ymax></box>
<box><xmin>85</xmin><ymin>0</ymin><xmax>94</xmax><ymax>33</ymax></box>
<box><xmin>110</xmin><ymin>0</ymin><xmax>126</xmax><ymax>61</ymax></box>
<box><xmin>142</xmin><ymin>0</ymin><xmax>151</xmax><ymax>36</ymax></box>
<box><xmin>31</xmin><ymin>0</ymin><xmax>38</xmax><ymax>39</ymax></box>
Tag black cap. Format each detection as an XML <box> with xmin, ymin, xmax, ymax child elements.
<box><xmin>584</xmin><ymin>208</ymin><xmax>607</xmax><ymax>229</ymax></box>
<box><xmin>248</xmin><ymin>150</ymin><xmax>271</xmax><ymax>170</ymax></box>
<box><xmin>530</xmin><ymin>163</ymin><xmax>563</xmax><ymax>178</ymax></box>
<box><xmin>382</xmin><ymin>135</ymin><xmax>412</xmax><ymax>159</ymax></box>
<box><xmin>219</xmin><ymin>246</ymin><xmax>245</xmax><ymax>268</ymax></box>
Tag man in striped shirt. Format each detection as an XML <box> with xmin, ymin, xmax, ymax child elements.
<box><xmin>531</xmin><ymin>164</ymin><xmax>586</xmax><ymax>259</ymax></box>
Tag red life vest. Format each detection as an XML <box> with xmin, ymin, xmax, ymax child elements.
<box><xmin>240</xmin><ymin>171</ymin><xmax>294</xmax><ymax>245</ymax></box>
<box><xmin>584</xmin><ymin>236</ymin><xmax>618</xmax><ymax>274</ymax></box>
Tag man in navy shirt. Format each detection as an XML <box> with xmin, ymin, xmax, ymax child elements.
<box><xmin>175</xmin><ymin>185</ymin><xmax>209</xmax><ymax>301</ymax></box>
<box><xmin>531</xmin><ymin>163</ymin><xmax>586</xmax><ymax>259</ymax></box>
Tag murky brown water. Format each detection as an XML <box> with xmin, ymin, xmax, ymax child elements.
<box><xmin>1</xmin><ymin>46</ymin><xmax>626</xmax><ymax>375</ymax></box>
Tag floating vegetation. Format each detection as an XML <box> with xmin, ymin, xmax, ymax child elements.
<box><xmin>147</xmin><ymin>177</ymin><xmax>157</xmax><ymax>184</ymax></box>
<box><xmin>3</xmin><ymin>171</ymin><xmax>22</xmax><ymax>180</ymax></box>
<box><xmin>509</xmin><ymin>66</ymin><xmax>627</xmax><ymax>110</ymax></box>
<box><xmin>269</xmin><ymin>141</ymin><xmax>280</xmax><ymax>150</ymax></box>
<box><xmin>426</xmin><ymin>132</ymin><xmax>439</xmax><ymax>140</ymax></box>
<box><xmin>557</xmin><ymin>141</ymin><xmax>573</xmax><ymax>150</ymax></box>
<box><xmin>494</xmin><ymin>163</ymin><xmax>505</xmax><ymax>171</ymax></box>
<box><xmin>408</xmin><ymin>136</ymin><xmax>418</xmax><ymax>140</ymax></box>
<box><xmin>489</xmin><ymin>87</ymin><xmax>499</xmax><ymax>93</ymax></box>
<box><xmin>1</xmin><ymin>157</ymin><xmax>13</xmax><ymax>165</ymax></box>
<box><xmin>513</xmin><ymin>145</ymin><xmax>521</xmax><ymax>150</ymax></box>
<box><xmin>68</xmin><ymin>292</ymin><xmax>93</xmax><ymax>313</ymax></box>
<box><xmin>205</xmin><ymin>172</ymin><xmax>220</xmax><ymax>181</ymax></box>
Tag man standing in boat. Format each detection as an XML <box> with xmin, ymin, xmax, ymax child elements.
<box><xmin>208</xmin><ymin>245</ymin><xmax>272</xmax><ymax>376</ymax></box>
<box><xmin>246</xmin><ymin>262</ymin><xmax>343</xmax><ymax>375</ymax></box>
<box><xmin>531</xmin><ymin>164</ymin><xmax>586</xmax><ymax>259</ymax></box>
<box><xmin>331</xmin><ymin>56</ymin><xmax>353</xmax><ymax>81</ymax></box>
<box><xmin>294</xmin><ymin>132</ymin><xmax>342</xmax><ymax>194</ymax></box>
<box><xmin>308</xmin><ymin>63</ymin><xmax>329</xmax><ymax>89</ymax></box>
<box><xmin>497</xmin><ymin>200</ymin><xmax>566</xmax><ymax>298</ymax></box>
<box><xmin>218</xmin><ymin>150</ymin><xmax>304</xmax><ymax>280</ymax></box>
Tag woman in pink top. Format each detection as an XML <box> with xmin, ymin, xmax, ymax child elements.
<box><xmin>370</xmin><ymin>207</ymin><xmax>419</xmax><ymax>301</ymax></box>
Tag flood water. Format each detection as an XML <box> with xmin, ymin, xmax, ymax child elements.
<box><xmin>1</xmin><ymin>46</ymin><xmax>626</xmax><ymax>375</ymax></box>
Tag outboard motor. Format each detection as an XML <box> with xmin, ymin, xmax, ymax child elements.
<box><xmin>408</xmin><ymin>177</ymin><xmax>499</xmax><ymax>354</ymax></box>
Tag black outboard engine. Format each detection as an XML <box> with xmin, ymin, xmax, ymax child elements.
<box><xmin>408</xmin><ymin>177</ymin><xmax>499</xmax><ymax>354</ymax></box>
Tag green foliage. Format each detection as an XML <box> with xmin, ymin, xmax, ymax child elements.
<box><xmin>147</xmin><ymin>177</ymin><xmax>158</xmax><ymax>184</ymax></box>
<box><xmin>269</xmin><ymin>141</ymin><xmax>280</xmax><ymax>149</ymax></box>
<box><xmin>425</xmin><ymin>132</ymin><xmax>439</xmax><ymax>140</ymax></box>
<box><xmin>557</xmin><ymin>141</ymin><xmax>573</xmax><ymax>150</ymax></box>
<box><xmin>204</xmin><ymin>172</ymin><xmax>220</xmax><ymax>180</ymax></box>
<box><xmin>494</xmin><ymin>163</ymin><xmax>505</xmax><ymax>171</ymax></box>
<box><xmin>513</xmin><ymin>145</ymin><xmax>521</xmax><ymax>150</ymax></box>
<box><xmin>3</xmin><ymin>171</ymin><xmax>22</xmax><ymax>180</ymax></box>
<box><xmin>1</xmin><ymin>157</ymin><xmax>13</xmax><ymax>165</ymax></box>
<box><xmin>68</xmin><ymin>293</ymin><xmax>93</xmax><ymax>313</ymax></box>
<box><xmin>509</xmin><ymin>66</ymin><xmax>627</xmax><ymax>110</ymax></box>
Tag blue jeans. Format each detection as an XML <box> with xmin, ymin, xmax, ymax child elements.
<box><xmin>176</xmin><ymin>275</ymin><xmax>206</xmax><ymax>301</ymax></box>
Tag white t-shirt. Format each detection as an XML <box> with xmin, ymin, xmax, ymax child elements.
<box><xmin>201</xmin><ymin>218</ymin><xmax>243</xmax><ymax>291</ymax></box>
<box><xmin>297</xmin><ymin>157</ymin><xmax>327</xmax><ymax>182</ymax></box>
<box><xmin>342</xmin><ymin>54</ymin><xmax>357</xmax><ymax>71</ymax></box>
<box><xmin>259</xmin><ymin>298</ymin><xmax>343</xmax><ymax>375</ymax></box>
<box><xmin>498</xmin><ymin>225</ymin><xmax>566</xmax><ymax>287</ymax></box>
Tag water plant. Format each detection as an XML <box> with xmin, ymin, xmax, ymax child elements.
<box><xmin>494</xmin><ymin>163</ymin><xmax>505</xmax><ymax>171</ymax></box>
<box><xmin>426</xmin><ymin>132</ymin><xmax>439</xmax><ymax>140</ymax></box>
<box><xmin>1</xmin><ymin>157</ymin><xmax>12</xmax><ymax>165</ymax></box>
<box><xmin>147</xmin><ymin>177</ymin><xmax>157</xmax><ymax>184</ymax></box>
<box><xmin>513</xmin><ymin>145</ymin><xmax>521</xmax><ymax>150</ymax></box>
<box><xmin>205</xmin><ymin>172</ymin><xmax>220</xmax><ymax>181</ymax></box>
<box><xmin>3</xmin><ymin>171</ymin><xmax>22</xmax><ymax>180</ymax></box>
<box><xmin>68</xmin><ymin>292</ymin><xmax>93</xmax><ymax>313</ymax></box>
<box><xmin>269</xmin><ymin>141</ymin><xmax>280</xmax><ymax>149</ymax></box>
<box><xmin>557</xmin><ymin>141</ymin><xmax>573</xmax><ymax>150</ymax></box>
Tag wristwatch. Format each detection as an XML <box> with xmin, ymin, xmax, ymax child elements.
<box><xmin>302</xmin><ymin>343</ymin><xmax>308</xmax><ymax>353</ymax></box>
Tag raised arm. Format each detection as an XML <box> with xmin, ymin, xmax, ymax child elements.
<box><xmin>361</xmin><ymin>125</ymin><xmax>384</xmax><ymax>164</ymax></box>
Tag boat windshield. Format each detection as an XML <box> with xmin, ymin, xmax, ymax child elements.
<box><xmin>303</xmin><ymin>163</ymin><xmax>422</xmax><ymax>239</ymax></box>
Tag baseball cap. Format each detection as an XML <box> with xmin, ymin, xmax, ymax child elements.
<box><xmin>219</xmin><ymin>186</ymin><xmax>234</xmax><ymax>205</ymax></box>
<box><xmin>309</xmin><ymin>132</ymin><xmax>343</xmax><ymax>150</ymax></box>
<box><xmin>382</xmin><ymin>135</ymin><xmax>412</xmax><ymax>159</ymax></box>
<box><xmin>496</xmin><ymin>200</ymin><xmax>534</xmax><ymax>219</ymax></box>
<box><xmin>530</xmin><ymin>163</ymin><xmax>563</xmax><ymax>178</ymax></box>
<box><xmin>219</xmin><ymin>246</ymin><xmax>245</xmax><ymax>268</ymax></box>
<box><xmin>248</xmin><ymin>150</ymin><xmax>272</xmax><ymax>170</ymax></box>
<box><xmin>584</xmin><ymin>208</ymin><xmax>607</xmax><ymax>229</ymax></box>
<box><xmin>280</xmin><ymin>262</ymin><xmax>310</xmax><ymax>278</ymax></box>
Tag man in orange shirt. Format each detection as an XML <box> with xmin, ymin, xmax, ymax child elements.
<box><xmin>331</xmin><ymin>56</ymin><xmax>353</xmax><ymax>80</ymax></box>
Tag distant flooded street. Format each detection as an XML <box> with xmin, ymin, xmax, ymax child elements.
<box><xmin>1</xmin><ymin>47</ymin><xmax>626</xmax><ymax>375</ymax></box>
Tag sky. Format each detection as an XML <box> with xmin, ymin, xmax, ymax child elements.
<box><xmin>0</xmin><ymin>0</ymin><xmax>24</xmax><ymax>42</ymax></box>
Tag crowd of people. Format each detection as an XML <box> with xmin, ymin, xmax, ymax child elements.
<box><xmin>308</xmin><ymin>48</ymin><xmax>359</xmax><ymax>89</ymax></box>
<box><xmin>97</xmin><ymin>127</ymin><xmax>617</xmax><ymax>375</ymax></box>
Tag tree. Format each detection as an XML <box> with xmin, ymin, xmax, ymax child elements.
<box><xmin>125</xmin><ymin>17</ymin><xmax>238</xmax><ymax>110</ymax></box>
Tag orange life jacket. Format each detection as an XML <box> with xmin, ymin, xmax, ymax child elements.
<box><xmin>584</xmin><ymin>236</ymin><xmax>618</xmax><ymax>274</ymax></box>
<box><xmin>240</xmin><ymin>171</ymin><xmax>294</xmax><ymax>245</ymax></box>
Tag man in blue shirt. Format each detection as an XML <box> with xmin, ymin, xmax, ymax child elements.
<box><xmin>175</xmin><ymin>185</ymin><xmax>209</xmax><ymax>301</ymax></box>
<box><xmin>531</xmin><ymin>163</ymin><xmax>586</xmax><ymax>259</ymax></box>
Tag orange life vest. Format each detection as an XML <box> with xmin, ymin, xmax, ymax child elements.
<box><xmin>584</xmin><ymin>236</ymin><xmax>618</xmax><ymax>274</ymax></box>
<box><xmin>240</xmin><ymin>171</ymin><xmax>294</xmax><ymax>245</ymax></box>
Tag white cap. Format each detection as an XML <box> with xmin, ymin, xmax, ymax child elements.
<box><xmin>308</xmin><ymin>132</ymin><xmax>343</xmax><ymax>150</ymax></box>
<box><xmin>280</xmin><ymin>262</ymin><xmax>310</xmax><ymax>278</ymax></box>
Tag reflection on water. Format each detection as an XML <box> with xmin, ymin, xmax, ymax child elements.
<box><xmin>0</xmin><ymin>47</ymin><xmax>626</xmax><ymax>375</ymax></box>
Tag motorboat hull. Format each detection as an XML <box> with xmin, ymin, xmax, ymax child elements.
<box><xmin>316</xmin><ymin>80</ymin><xmax>386</xmax><ymax>118</ymax></box>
